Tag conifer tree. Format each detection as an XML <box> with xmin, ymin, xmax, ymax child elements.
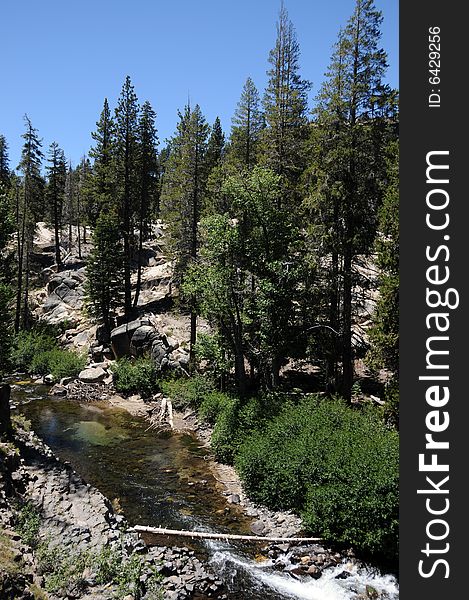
<box><xmin>134</xmin><ymin>100</ymin><xmax>159</xmax><ymax>307</ymax></box>
<box><xmin>262</xmin><ymin>3</ymin><xmax>310</xmax><ymax>199</ymax></box>
<box><xmin>367</xmin><ymin>141</ymin><xmax>399</xmax><ymax>424</ymax></box>
<box><xmin>160</xmin><ymin>104</ymin><xmax>209</xmax><ymax>356</ymax></box>
<box><xmin>230</xmin><ymin>78</ymin><xmax>264</xmax><ymax>169</ymax></box>
<box><xmin>308</xmin><ymin>0</ymin><xmax>394</xmax><ymax>400</ymax></box>
<box><xmin>85</xmin><ymin>210</ymin><xmax>125</xmax><ymax>333</ymax></box>
<box><xmin>205</xmin><ymin>117</ymin><xmax>225</xmax><ymax>174</ymax></box>
<box><xmin>115</xmin><ymin>76</ymin><xmax>139</xmax><ymax>316</ymax></box>
<box><xmin>46</xmin><ymin>142</ymin><xmax>67</xmax><ymax>267</ymax></box>
<box><xmin>0</xmin><ymin>135</ymin><xmax>10</xmax><ymax>187</ymax></box>
<box><xmin>89</xmin><ymin>98</ymin><xmax>115</xmax><ymax>223</ymax></box>
<box><xmin>15</xmin><ymin>115</ymin><xmax>44</xmax><ymax>331</ymax></box>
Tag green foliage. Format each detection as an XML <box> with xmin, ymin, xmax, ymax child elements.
<box><xmin>85</xmin><ymin>209</ymin><xmax>125</xmax><ymax>331</ymax></box>
<box><xmin>198</xmin><ymin>390</ymin><xmax>232</xmax><ymax>425</ymax></box>
<box><xmin>36</xmin><ymin>540</ymin><xmax>162</xmax><ymax>599</ymax></box>
<box><xmin>211</xmin><ymin>393</ymin><xmax>284</xmax><ymax>464</ymax></box>
<box><xmin>111</xmin><ymin>357</ymin><xmax>159</xmax><ymax>397</ymax></box>
<box><xmin>235</xmin><ymin>396</ymin><xmax>398</xmax><ymax>559</ymax></box>
<box><xmin>15</xmin><ymin>501</ymin><xmax>41</xmax><ymax>549</ymax></box>
<box><xmin>10</xmin><ymin>330</ymin><xmax>56</xmax><ymax>373</ymax></box>
<box><xmin>31</xmin><ymin>347</ymin><xmax>86</xmax><ymax>380</ymax></box>
<box><xmin>0</xmin><ymin>283</ymin><xmax>14</xmax><ymax>375</ymax></box>
<box><xmin>193</xmin><ymin>333</ymin><xmax>231</xmax><ymax>380</ymax></box>
<box><xmin>160</xmin><ymin>373</ymin><xmax>216</xmax><ymax>409</ymax></box>
<box><xmin>10</xmin><ymin>329</ymin><xmax>85</xmax><ymax>379</ymax></box>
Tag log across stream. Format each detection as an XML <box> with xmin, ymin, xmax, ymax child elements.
<box><xmin>12</xmin><ymin>381</ymin><xmax>399</xmax><ymax>600</ymax></box>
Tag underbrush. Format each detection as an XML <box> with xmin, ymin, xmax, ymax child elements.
<box><xmin>10</xmin><ymin>329</ymin><xmax>86</xmax><ymax>380</ymax></box>
<box><xmin>235</xmin><ymin>396</ymin><xmax>399</xmax><ymax>561</ymax></box>
<box><xmin>111</xmin><ymin>357</ymin><xmax>159</xmax><ymax>397</ymax></box>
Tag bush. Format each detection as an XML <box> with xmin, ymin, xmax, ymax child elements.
<box><xmin>235</xmin><ymin>396</ymin><xmax>399</xmax><ymax>560</ymax></box>
<box><xmin>10</xmin><ymin>331</ymin><xmax>56</xmax><ymax>373</ymax></box>
<box><xmin>211</xmin><ymin>393</ymin><xmax>286</xmax><ymax>464</ymax></box>
<box><xmin>31</xmin><ymin>348</ymin><xmax>86</xmax><ymax>380</ymax></box>
<box><xmin>15</xmin><ymin>501</ymin><xmax>41</xmax><ymax>548</ymax></box>
<box><xmin>198</xmin><ymin>390</ymin><xmax>232</xmax><ymax>425</ymax></box>
<box><xmin>111</xmin><ymin>358</ymin><xmax>159</xmax><ymax>397</ymax></box>
<box><xmin>160</xmin><ymin>374</ymin><xmax>216</xmax><ymax>409</ymax></box>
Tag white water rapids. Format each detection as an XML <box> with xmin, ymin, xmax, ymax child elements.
<box><xmin>207</xmin><ymin>540</ymin><xmax>399</xmax><ymax>600</ymax></box>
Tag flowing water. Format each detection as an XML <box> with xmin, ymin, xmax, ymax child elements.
<box><xmin>12</xmin><ymin>381</ymin><xmax>399</xmax><ymax>600</ymax></box>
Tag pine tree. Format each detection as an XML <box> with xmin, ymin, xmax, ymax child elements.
<box><xmin>230</xmin><ymin>78</ymin><xmax>263</xmax><ymax>169</ymax></box>
<box><xmin>115</xmin><ymin>76</ymin><xmax>139</xmax><ymax>316</ymax></box>
<box><xmin>46</xmin><ymin>142</ymin><xmax>67</xmax><ymax>267</ymax></box>
<box><xmin>89</xmin><ymin>98</ymin><xmax>115</xmax><ymax>223</ymax></box>
<box><xmin>85</xmin><ymin>210</ymin><xmax>125</xmax><ymax>333</ymax></box>
<box><xmin>134</xmin><ymin>100</ymin><xmax>159</xmax><ymax>307</ymax></box>
<box><xmin>160</xmin><ymin>104</ymin><xmax>209</xmax><ymax>357</ymax></box>
<box><xmin>308</xmin><ymin>0</ymin><xmax>394</xmax><ymax>400</ymax></box>
<box><xmin>262</xmin><ymin>3</ymin><xmax>310</xmax><ymax>198</ymax></box>
<box><xmin>0</xmin><ymin>134</ymin><xmax>10</xmax><ymax>187</ymax></box>
<box><xmin>15</xmin><ymin>115</ymin><xmax>44</xmax><ymax>331</ymax></box>
<box><xmin>205</xmin><ymin>117</ymin><xmax>225</xmax><ymax>174</ymax></box>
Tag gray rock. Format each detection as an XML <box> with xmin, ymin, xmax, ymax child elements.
<box><xmin>78</xmin><ymin>367</ymin><xmax>106</xmax><ymax>384</ymax></box>
<box><xmin>227</xmin><ymin>494</ymin><xmax>240</xmax><ymax>505</ymax></box>
<box><xmin>110</xmin><ymin>318</ymin><xmax>151</xmax><ymax>358</ymax></box>
<box><xmin>250</xmin><ymin>520</ymin><xmax>266</xmax><ymax>536</ymax></box>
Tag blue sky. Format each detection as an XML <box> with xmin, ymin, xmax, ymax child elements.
<box><xmin>1</xmin><ymin>0</ymin><xmax>398</xmax><ymax>169</ymax></box>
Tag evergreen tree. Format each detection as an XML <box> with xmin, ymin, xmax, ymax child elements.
<box><xmin>0</xmin><ymin>134</ymin><xmax>10</xmax><ymax>187</ymax></box>
<box><xmin>134</xmin><ymin>100</ymin><xmax>159</xmax><ymax>307</ymax></box>
<box><xmin>85</xmin><ymin>210</ymin><xmax>125</xmax><ymax>333</ymax></box>
<box><xmin>230</xmin><ymin>77</ymin><xmax>264</xmax><ymax>169</ymax></box>
<box><xmin>15</xmin><ymin>115</ymin><xmax>44</xmax><ymax>331</ymax></box>
<box><xmin>160</xmin><ymin>104</ymin><xmax>209</xmax><ymax>357</ymax></box>
<box><xmin>307</xmin><ymin>0</ymin><xmax>394</xmax><ymax>400</ymax></box>
<box><xmin>89</xmin><ymin>98</ymin><xmax>115</xmax><ymax>223</ymax></box>
<box><xmin>0</xmin><ymin>182</ymin><xmax>14</xmax><ymax>373</ymax></box>
<box><xmin>205</xmin><ymin>117</ymin><xmax>225</xmax><ymax>174</ymax></box>
<box><xmin>46</xmin><ymin>142</ymin><xmax>67</xmax><ymax>267</ymax></box>
<box><xmin>114</xmin><ymin>76</ymin><xmax>139</xmax><ymax>316</ymax></box>
<box><xmin>262</xmin><ymin>3</ymin><xmax>310</xmax><ymax>199</ymax></box>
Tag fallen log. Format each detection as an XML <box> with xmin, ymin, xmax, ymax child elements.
<box><xmin>131</xmin><ymin>525</ymin><xmax>322</xmax><ymax>543</ymax></box>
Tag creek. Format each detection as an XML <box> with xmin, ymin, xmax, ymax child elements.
<box><xmin>12</xmin><ymin>382</ymin><xmax>399</xmax><ymax>600</ymax></box>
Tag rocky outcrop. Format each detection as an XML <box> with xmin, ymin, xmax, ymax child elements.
<box><xmin>110</xmin><ymin>318</ymin><xmax>190</xmax><ymax>372</ymax></box>
<box><xmin>35</xmin><ymin>267</ymin><xmax>87</xmax><ymax>326</ymax></box>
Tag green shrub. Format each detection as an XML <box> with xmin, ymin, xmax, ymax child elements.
<box><xmin>15</xmin><ymin>501</ymin><xmax>41</xmax><ymax>548</ymax></box>
<box><xmin>160</xmin><ymin>374</ymin><xmax>216</xmax><ymax>408</ymax></box>
<box><xmin>31</xmin><ymin>348</ymin><xmax>86</xmax><ymax>380</ymax></box>
<box><xmin>198</xmin><ymin>390</ymin><xmax>232</xmax><ymax>424</ymax></box>
<box><xmin>10</xmin><ymin>331</ymin><xmax>56</xmax><ymax>372</ymax></box>
<box><xmin>211</xmin><ymin>393</ymin><xmax>285</xmax><ymax>464</ymax></box>
<box><xmin>235</xmin><ymin>396</ymin><xmax>399</xmax><ymax>560</ymax></box>
<box><xmin>111</xmin><ymin>357</ymin><xmax>159</xmax><ymax>397</ymax></box>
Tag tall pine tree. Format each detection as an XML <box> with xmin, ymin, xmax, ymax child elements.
<box><xmin>134</xmin><ymin>100</ymin><xmax>159</xmax><ymax>307</ymax></box>
<box><xmin>115</xmin><ymin>76</ymin><xmax>139</xmax><ymax>316</ymax></box>
<box><xmin>262</xmin><ymin>3</ymin><xmax>310</xmax><ymax>201</ymax></box>
<box><xmin>46</xmin><ymin>142</ymin><xmax>67</xmax><ymax>268</ymax></box>
<box><xmin>308</xmin><ymin>0</ymin><xmax>394</xmax><ymax>400</ymax></box>
<box><xmin>230</xmin><ymin>78</ymin><xmax>263</xmax><ymax>169</ymax></box>
<box><xmin>15</xmin><ymin>115</ymin><xmax>44</xmax><ymax>331</ymax></box>
<box><xmin>160</xmin><ymin>104</ymin><xmax>209</xmax><ymax>357</ymax></box>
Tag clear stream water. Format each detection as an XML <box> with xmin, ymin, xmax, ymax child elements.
<box><xmin>12</xmin><ymin>382</ymin><xmax>399</xmax><ymax>600</ymax></box>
